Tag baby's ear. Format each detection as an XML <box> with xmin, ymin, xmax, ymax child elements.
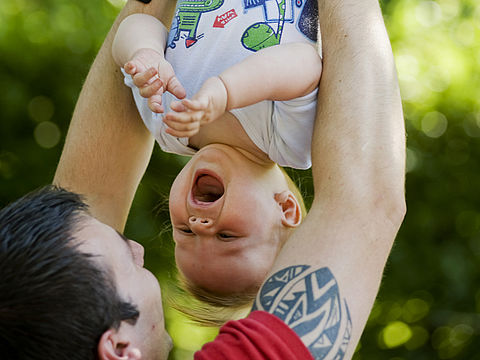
<box><xmin>274</xmin><ymin>191</ymin><xmax>302</xmax><ymax>228</ymax></box>
<box><xmin>98</xmin><ymin>328</ymin><xmax>142</xmax><ymax>360</ymax></box>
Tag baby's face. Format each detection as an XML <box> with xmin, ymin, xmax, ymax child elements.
<box><xmin>169</xmin><ymin>144</ymin><xmax>286</xmax><ymax>294</ymax></box>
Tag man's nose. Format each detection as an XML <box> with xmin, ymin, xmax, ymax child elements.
<box><xmin>129</xmin><ymin>240</ymin><xmax>145</xmax><ymax>267</ymax></box>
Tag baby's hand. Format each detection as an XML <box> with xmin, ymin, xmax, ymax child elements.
<box><xmin>163</xmin><ymin>77</ymin><xmax>228</xmax><ymax>138</ymax></box>
<box><xmin>124</xmin><ymin>48</ymin><xmax>186</xmax><ymax>113</ymax></box>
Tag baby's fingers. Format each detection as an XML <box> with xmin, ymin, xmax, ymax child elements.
<box><xmin>124</xmin><ymin>61</ymin><xmax>138</xmax><ymax>75</ymax></box>
<box><xmin>139</xmin><ymin>78</ymin><xmax>163</xmax><ymax>99</ymax></box>
<box><xmin>182</xmin><ymin>98</ymin><xmax>209</xmax><ymax>111</ymax></box>
<box><xmin>148</xmin><ymin>95</ymin><xmax>164</xmax><ymax>113</ymax></box>
<box><xmin>164</xmin><ymin>116</ymin><xmax>200</xmax><ymax>138</ymax></box>
<box><xmin>170</xmin><ymin>100</ymin><xmax>187</xmax><ymax>112</ymax></box>
<box><xmin>132</xmin><ymin>68</ymin><xmax>158</xmax><ymax>88</ymax></box>
<box><xmin>166</xmin><ymin>76</ymin><xmax>187</xmax><ymax>100</ymax></box>
<box><xmin>165</xmin><ymin>126</ymin><xmax>200</xmax><ymax>138</ymax></box>
<box><xmin>164</xmin><ymin>111</ymin><xmax>202</xmax><ymax>125</ymax></box>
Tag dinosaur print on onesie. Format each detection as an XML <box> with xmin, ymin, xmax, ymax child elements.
<box><xmin>164</xmin><ymin>0</ymin><xmax>319</xmax><ymax>107</ymax></box>
<box><xmin>167</xmin><ymin>0</ymin><xmax>317</xmax><ymax>50</ymax></box>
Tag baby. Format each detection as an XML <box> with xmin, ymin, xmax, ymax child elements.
<box><xmin>112</xmin><ymin>0</ymin><xmax>321</xmax><ymax>325</ymax></box>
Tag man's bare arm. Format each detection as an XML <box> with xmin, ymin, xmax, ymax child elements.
<box><xmin>54</xmin><ymin>0</ymin><xmax>175</xmax><ymax>231</ymax></box>
<box><xmin>253</xmin><ymin>0</ymin><xmax>405</xmax><ymax>359</ymax></box>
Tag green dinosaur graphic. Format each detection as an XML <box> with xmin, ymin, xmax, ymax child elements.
<box><xmin>168</xmin><ymin>0</ymin><xmax>224</xmax><ymax>48</ymax></box>
<box><xmin>241</xmin><ymin>0</ymin><xmax>287</xmax><ymax>51</ymax></box>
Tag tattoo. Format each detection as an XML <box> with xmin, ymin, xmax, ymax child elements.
<box><xmin>253</xmin><ymin>266</ymin><xmax>352</xmax><ymax>360</ymax></box>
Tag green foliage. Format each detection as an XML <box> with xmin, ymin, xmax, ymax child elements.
<box><xmin>0</xmin><ymin>0</ymin><xmax>479</xmax><ymax>358</ymax></box>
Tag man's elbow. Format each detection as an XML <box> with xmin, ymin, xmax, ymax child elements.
<box><xmin>376</xmin><ymin>189</ymin><xmax>406</xmax><ymax>231</ymax></box>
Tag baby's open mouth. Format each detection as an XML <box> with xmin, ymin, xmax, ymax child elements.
<box><xmin>192</xmin><ymin>173</ymin><xmax>224</xmax><ymax>203</ymax></box>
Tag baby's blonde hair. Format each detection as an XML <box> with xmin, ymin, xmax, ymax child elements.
<box><xmin>171</xmin><ymin>168</ymin><xmax>307</xmax><ymax>327</ymax></box>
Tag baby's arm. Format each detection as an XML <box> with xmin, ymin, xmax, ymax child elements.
<box><xmin>112</xmin><ymin>14</ymin><xmax>185</xmax><ymax>112</ymax></box>
<box><xmin>164</xmin><ymin>42</ymin><xmax>322</xmax><ymax>137</ymax></box>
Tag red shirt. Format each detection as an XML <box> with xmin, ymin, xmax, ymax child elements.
<box><xmin>194</xmin><ymin>311</ymin><xmax>313</xmax><ymax>360</ymax></box>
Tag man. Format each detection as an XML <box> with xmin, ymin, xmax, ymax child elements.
<box><xmin>0</xmin><ymin>0</ymin><xmax>405</xmax><ymax>359</ymax></box>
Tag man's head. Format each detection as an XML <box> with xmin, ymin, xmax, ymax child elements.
<box><xmin>0</xmin><ymin>186</ymin><xmax>171</xmax><ymax>360</ymax></box>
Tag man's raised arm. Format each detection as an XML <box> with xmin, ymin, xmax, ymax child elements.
<box><xmin>54</xmin><ymin>0</ymin><xmax>175</xmax><ymax>231</ymax></box>
<box><xmin>253</xmin><ymin>0</ymin><xmax>405</xmax><ymax>358</ymax></box>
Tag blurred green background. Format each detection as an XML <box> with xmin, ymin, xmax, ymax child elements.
<box><xmin>1</xmin><ymin>0</ymin><xmax>479</xmax><ymax>358</ymax></box>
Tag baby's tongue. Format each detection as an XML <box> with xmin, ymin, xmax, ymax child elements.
<box><xmin>194</xmin><ymin>175</ymin><xmax>224</xmax><ymax>202</ymax></box>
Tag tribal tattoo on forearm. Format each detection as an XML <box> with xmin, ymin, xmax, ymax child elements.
<box><xmin>252</xmin><ymin>266</ymin><xmax>352</xmax><ymax>359</ymax></box>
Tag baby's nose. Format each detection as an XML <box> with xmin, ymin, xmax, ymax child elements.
<box><xmin>189</xmin><ymin>216</ymin><xmax>213</xmax><ymax>227</ymax></box>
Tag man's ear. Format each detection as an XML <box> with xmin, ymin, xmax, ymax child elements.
<box><xmin>275</xmin><ymin>191</ymin><xmax>302</xmax><ymax>228</ymax></box>
<box><xmin>98</xmin><ymin>329</ymin><xmax>142</xmax><ymax>360</ymax></box>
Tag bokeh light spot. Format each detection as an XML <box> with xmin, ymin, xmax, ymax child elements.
<box><xmin>24</xmin><ymin>11</ymin><xmax>50</xmax><ymax>44</ymax></box>
<box><xmin>0</xmin><ymin>152</ymin><xmax>19</xmax><ymax>180</ymax></box>
<box><xmin>386</xmin><ymin>302</ymin><xmax>403</xmax><ymax>322</ymax></box>
<box><xmin>406</xmin><ymin>147</ymin><xmax>419</xmax><ymax>173</ymax></box>
<box><xmin>463</xmin><ymin>114</ymin><xmax>480</xmax><ymax>137</ymax></box>
<box><xmin>415</xmin><ymin>1</ymin><xmax>443</xmax><ymax>27</ymax></box>
<box><xmin>0</xmin><ymin>0</ymin><xmax>25</xmax><ymax>16</ymax></box>
<box><xmin>28</xmin><ymin>96</ymin><xmax>55</xmax><ymax>123</ymax></box>
<box><xmin>454</xmin><ymin>21</ymin><xmax>476</xmax><ymax>47</ymax></box>
<box><xmin>405</xmin><ymin>325</ymin><xmax>430</xmax><ymax>350</ymax></box>
<box><xmin>421</xmin><ymin>111</ymin><xmax>448</xmax><ymax>138</ymax></box>
<box><xmin>402</xmin><ymin>298</ymin><xmax>430</xmax><ymax>323</ymax></box>
<box><xmin>425</xmin><ymin>67</ymin><xmax>451</xmax><ymax>93</ymax></box>
<box><xmin>450</xmin><ymin>324</ymin><xmax>474</xmax><ymax>347</ymax></box>
<box><xmin>53</xmin><ymin>3</ymin><xmax>84</xmax><ymax>33</ymax></box>
<box><xmin>433</xmin><ymin>325</ymin><xmax>474</xmax><ymax>359</ymax></box>
<box><xmin>34</xmin><ymin>121</ymin><xmax>61</xmax><ymax>149</ymax></box>
<box><xmin>437</xmin><ymin>0</ymin><xmax>460</xmax><ymax>20</ymax></box>
<box><xmin>381</xmin><ymin>321</ymin><xmax>412</xmax><ymax>348</ymax></box>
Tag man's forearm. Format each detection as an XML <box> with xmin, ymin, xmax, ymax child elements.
<box><xmin>312</xmin><ymin>0</ymin><xmax>405</xmax><ymax>215</ymax></box>
<box><xmin>310</xmin><ymin>0</ymin><xmax>406</xmax><ymax>351</ymax></box>
<box><xmin>54</xmin><ymin>0</ymin><xmax>176</xmax><ymax>231</ymax></box>
<box><xmin>261</xmin><ymin>1</ymin><xmax>405</xmax><ymax>358</ymax></box>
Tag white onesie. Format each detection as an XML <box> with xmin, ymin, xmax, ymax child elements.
<box><xmin>125</xmin><ymin>0</ymin><xmax>320</xmax><ymax>169</ymax></box>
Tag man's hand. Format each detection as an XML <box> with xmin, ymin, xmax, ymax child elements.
<box><xmin>163</xmin><ymin>76</ymin><xmax>227</xmax><ymax>138</ymax></box>
<box><xmin>125</xmin><ymin>48</ymin><xmax>186</xmax><ymax>113</ymax></box>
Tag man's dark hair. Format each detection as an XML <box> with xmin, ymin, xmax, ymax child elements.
<box><xmin>0</xmin><ymin>186</ymin><xmax>139</xmax><ymax>360</ymax></box>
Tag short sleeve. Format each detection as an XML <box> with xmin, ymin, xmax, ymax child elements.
<box><xmin>194</xmin><ymin>311</ymin><xmax>314</xmax><ymax>360</ymax></box>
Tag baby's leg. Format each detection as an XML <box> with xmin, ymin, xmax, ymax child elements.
<box><xmin>221</xmin><ymin>42</ymin><xmax>322</xmax><ymax>109</ymax></box>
